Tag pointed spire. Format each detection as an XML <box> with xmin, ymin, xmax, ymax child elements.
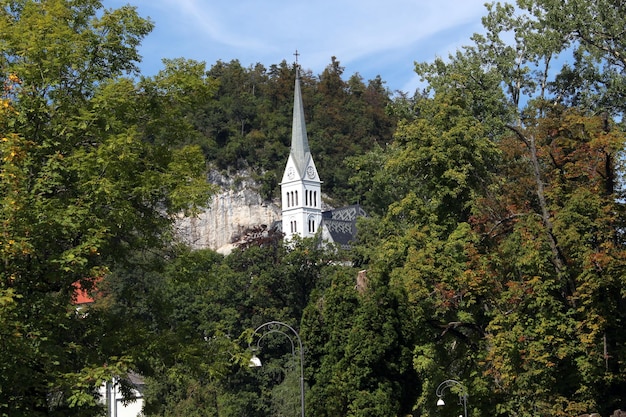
<box><xmin>290</xmin><ymin>58</ymin><xmax>310</xmax><ymax>175</ymax></box>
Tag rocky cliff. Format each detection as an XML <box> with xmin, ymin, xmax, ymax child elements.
<box><xmin>175</xmin><ymin>171</ymin><xmax>281</xmax><ymax>254</ymax></box>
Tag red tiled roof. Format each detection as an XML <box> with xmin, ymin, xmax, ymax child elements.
<box><xmin>72</xmin><ymin>280</ymin><xmax>97</xmax><ymax>305</ymax></box>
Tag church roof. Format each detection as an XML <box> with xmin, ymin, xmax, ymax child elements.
<box><xmin>321</xmin><ymin>204</ymin><xmax>367</xmax><ymax>248</ymax></box>
<box><xmin>320</xmin><ymin>218</ymin><xmax>356</xmax><ymax>248</ymax></box>
<box><xmin>290</xmin><ymin>69</ymin><xmax>311</xmax><ymax>176</ymax></box>
<box><xmin>322</xmin><ymin>204</ymin><xmax>368</xmax><ymax>222</ymax></box>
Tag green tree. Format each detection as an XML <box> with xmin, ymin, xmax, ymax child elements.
<box><xmin>303</xmin><ymin>268</ymin><xmax>417</xmax><ymax>417</ymax></box>
<box><xmin>518</xmin><ymin>0</ymin><xmax>626</xmax><ymax>118</ymax></box>
<box><xmin>102</xmin><ymin>247</ymin><xmax>245</xmax><ymax>417</ymax></box>
<box><xmin>349</xmin><ymin>1</ymin><xmax>626</xmax><ymax>415</ymax></box>
<box><xmin>138</xmin><ymin>58</ymin><xmax>219</xmax><ymax>149</ymax></box>
<box><xmin>309</xmin><ymin>57</ymin><xmax>396</xmax><ymax>205</ymax></box>
<box><xmin>104</xmin><ymin>234</ymin><xmax>345</xmax><ymax>417</ymax></box>
<box><xmin>0</xmin><ymin>1</ymin><xmax>212</xmax><ymax>414</ymax></box>
<box><xmin>372</xmin><ymin>92</ymin><xmax>497</xmax><ymax>415</ymax></box>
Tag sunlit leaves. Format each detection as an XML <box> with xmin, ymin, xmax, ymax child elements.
<box><xmin>0</xmin><ymin>0</ymin><xmax>216</xmax><ymax>414</ymax></box>
<box><xmin>347</xmin><ymin>2</ymin><xmax>626</xmax><ymax>416</ymax></box>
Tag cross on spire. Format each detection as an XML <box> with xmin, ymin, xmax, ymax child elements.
<box><xmin>294</xmin><ymin>50</ymin><xmax>301</xmax><ymax>78</ymax></box>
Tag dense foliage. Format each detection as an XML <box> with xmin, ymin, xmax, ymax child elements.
<box><xmin>2</xmin><ymin>0</ymin><xmax>626</xmax><ymax>416</ymax></box>
<box><xmin>0</xmin><ymin>0</ymin><xmax>213</xmax><ymax>414</ymax></box>
<box><xmin>349</xmin><ymin>1</ymin><xmax>626</xmax><ymax>416</ymax></box>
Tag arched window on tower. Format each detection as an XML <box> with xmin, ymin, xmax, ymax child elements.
<box><xmin>295</xmin><ymin>191</ymin><xmax>298</xmax><ymax>205</ymax></box>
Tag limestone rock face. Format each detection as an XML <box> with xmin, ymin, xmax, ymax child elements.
<box><xmin>175</xmin><ymin>171</ymin><xmax>281</xmax><ymax>254</ymax></box>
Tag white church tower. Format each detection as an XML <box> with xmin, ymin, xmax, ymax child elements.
<box><xmin>281</xmin><ymin>61</ymin><xmax>322</xmax><ymax>241</ymax></box>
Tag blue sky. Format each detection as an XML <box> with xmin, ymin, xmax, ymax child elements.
<box><xmin>106</xmin><ymin>0</ymin><xmax>488</xmax><ymax>94</ymax></box>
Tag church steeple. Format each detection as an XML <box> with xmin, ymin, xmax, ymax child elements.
<box><xmin>290</xmin><ymin>68</ymin><xmax>310</xmax><ymax>176</ymax></box>
<box><xmin>281</xmin><ymin>55</ymin><xmax>322</xmax><ymax>241</ymax></box>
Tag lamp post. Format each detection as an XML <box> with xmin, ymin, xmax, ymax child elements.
<box><xmin>435</xmin><ymin>379</ymin><xmax>468</xmax><ymax>417</ymax></box>
<box><xmin>249</xmin><ymin>321</ymin><xmax>305</xmax><ymax>417</ymax></box>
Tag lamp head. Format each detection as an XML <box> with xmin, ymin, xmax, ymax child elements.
<box><xmin>436</xmin><ymin>398</ymin><xmax>445</xmax><ymax>406</ymax></box>
<box><xmin>249</xmin><ymin>355</ymin><xmax>262</xmax><ymax>367</ymax></box>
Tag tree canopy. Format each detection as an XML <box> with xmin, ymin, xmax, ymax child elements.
<box><xmin>349</xmin><ymin>1</ymin><xmax>626</xmax><ymax>415</ymax></box>
<box><xmin>0</xmin><ymin>0</ymin><xmax>212</xmax><ymax>414</ymax></box>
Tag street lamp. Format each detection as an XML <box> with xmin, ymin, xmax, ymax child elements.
<box><xmin>435</xmin><ymin>379</ymin><xmax>468</xmax><ymax>417</ymax></box>
<box><xmin>249</xmin><ymin>321</ymin><xmax>305</xmax><ymax>417</ymax></box>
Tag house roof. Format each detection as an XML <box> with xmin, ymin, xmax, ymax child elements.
<box><xmin>73</xmin><ymin>281</ymin><xmax>95</xmax><ymax>305</ymax></box>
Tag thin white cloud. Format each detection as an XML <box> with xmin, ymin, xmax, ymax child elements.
<box><xmin>163</xmin><ymin>0</ymin><xmax>273</xmax><ymax>50</ymax></box>
<box><xmin>106</xmin><ymin>0</ymin><xmax>487</xmax><ymax>92</ymax></box>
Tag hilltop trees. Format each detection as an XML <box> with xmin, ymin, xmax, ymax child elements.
<box><xmin>188</xmin><ymin>57</ymin><xmax>396</xmax><ymax>203</ymax></box>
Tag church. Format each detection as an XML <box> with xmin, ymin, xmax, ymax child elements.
<box><xmin>276</xmin><ymin>63</ymin><xmax>366</xmax><ymax>248</ymax></box>
<box><xmin>175</xmin><ymin>59</ymin><xmax>365</xmax><ymax>253</ymax></box>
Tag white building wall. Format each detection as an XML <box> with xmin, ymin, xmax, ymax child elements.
<box><xmin>99</xmin><ymin>379</ymin><xmax>144</xmax><ymax>417</ymax></box>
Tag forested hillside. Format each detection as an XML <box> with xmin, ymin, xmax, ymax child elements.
<box><xmin>1</xmin><ymin>1</ymin><xmax>626</xmax><ymax>417</ymax></box>
<box><xmin>150</xmin><ymin>56</ymin><xmax>396</xmax><ymax>206</ymax></box>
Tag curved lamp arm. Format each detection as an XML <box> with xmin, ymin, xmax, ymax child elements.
<box><xmin>249</xmin><ymin>321</ymin><xmax>305</xmax><ymax>417</ymax></box>
<box><xmin>435</xmin><ymin>379</ymin><xmax>468</xmax><ymax>417</ymax></box>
